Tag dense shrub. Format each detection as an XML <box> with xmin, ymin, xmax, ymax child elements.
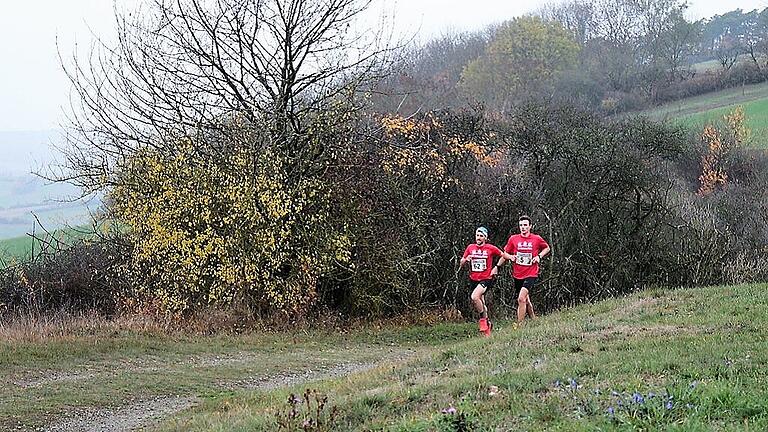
<box><xmin>0</xmin><ymin>233</ymin><xmax>129</xmax><ymax>315</ymax></box>
<box><xmin>109</xmin><ymin>124</ymin><xmax>351</xmax><ymax>317</ymax></box>
<box><xmin>489</xmin><ymin>105</ymin><xmax>688</xmax><ymax>308</ymax></box>
<box><xmin>325</xmin><ymin>103</ymin><xmax>768</xmax><ymax>316</ymax></box>
<box><xmin>325</xmin><ymin>110</ymin><xmax>501</xmax><ymax>315</ymax></box>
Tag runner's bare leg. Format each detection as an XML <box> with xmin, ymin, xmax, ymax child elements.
<box><xmin>517</xmin><ymin>287</ymin><xmax>529</xmax><ymax>322</ymax></box>
<box><xmin>471</xmin><ymin>285</ymin><xmax>487</xmax><ymax>318</ymax></box>
<box><xmin>526</xmin><ymin>296</ymin><xmax>536</xmax><ymax>319</ymax></box>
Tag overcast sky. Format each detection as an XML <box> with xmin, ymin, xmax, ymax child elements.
<box><xmin>0</xmin><ymin>0</ymin><xmax>766</xmax><ymax>132</ymax></box>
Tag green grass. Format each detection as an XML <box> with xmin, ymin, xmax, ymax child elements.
<box><xmin>691</xmin><ymin>59</ymin><xmax>721</xmax><ymax>73</ymax></box>
<box><xmin>636</xmin><ymin>82</ymin><xmax>768</xmax><ymax>148</ymax></box>
<box><xmin>677</xmin><ymin>98</ymin><xmax>768</xmax><ymax>147</ymax></box>
<box><xmin>0</xmin><ymin>234</ymin><xmax>34</xmax><ymax>262</ymax></box>
<box><xmin>0</xmin><ymin>316</ymin><xmax>474</xmax><ymax>430</ymax></box>
<box><xmin>156</xmin><ymin>284</ymin><xmax>768</xmax><ymax>431</ymax></box>
<box><xmin>3</xmin><ymin>284</ymin><xmax>768</xmax><ymax>430</ymax></box>
<box><xmin>0</xmin><ymin>225</ymin><xmax>95</xmax><ymax>264</ymax></box>
<box><xmin>639</xmin><ymin>81</ymin><xmax>768</xmax><ymax>121</ymax></box>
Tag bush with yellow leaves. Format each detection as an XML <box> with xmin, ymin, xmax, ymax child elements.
<box><xmin>697</xmin><ymin>106</ymin><xmax>748</xmax><ymax>196</ymax></box>
<box><xmin>111</xmin><ymin>131</ymin><xmax>350</xmax><ymax>317</ymax></box>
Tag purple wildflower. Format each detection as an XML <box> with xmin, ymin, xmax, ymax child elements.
<box><xmin>554</xmin><ymin>380</ymin><xmax>562</xmax><ymax>388</ymax></box>
<box><xmin>569</xmin><ymin>378</ymin><xmax>578</xmax><ymax>389</ymax></box>
<box><xmin>441</xmin><ymin>406</ymin><xmax>457</xmax><ymax>415</ymax></box>
<box><xmin>647</xmin><ymin>392</ymin><xmax>655</xmax><ymax>398</ymax></box>
<box><xmin>632</xmin><ymin>392</ymin><xmax>645</xmax><ymax>404</ymax></box>
<box><xmin>607</xmin><ymin>406</ymin><xmax>615</xmax><ymax>416</ymax></box>
<box><xmin>666</xmin><ymin>401</ymin><xmax>673</xmax><ymax>410</ymax></box>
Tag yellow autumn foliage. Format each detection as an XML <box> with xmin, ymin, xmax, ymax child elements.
<box><xmin>698</xmin><ymin>106</ymin><xmax>748</xmax><ymax>196</ymax></box>
<box><xmin>379</xmin><ymin>114</ymin><xmax>499</xmax><ymax>191</ymax></box>
<box><xmin>111</xmin><ymin>136</ymin><xmax>350</xmax><ymax>316</ymax></box>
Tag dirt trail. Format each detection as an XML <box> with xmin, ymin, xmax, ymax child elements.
<box><xmin>42</xmin><ymin>397</ymin><xmax>195</xmax><ymax>432</ymax></box>
<box><xmin>39</xmin><ymin>350</ymin><xmax>416</xmax><ymax>432</ymax></box>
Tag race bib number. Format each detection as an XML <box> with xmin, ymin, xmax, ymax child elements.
<box><xmin>470</xmin><ymin>258</ymin><xmax>487</xmax><ymax>272</ymax></box>
<box><xmin>516</xmin><ymin>252</ymin><xmax>533</xmax><ymax>266</ymax></box>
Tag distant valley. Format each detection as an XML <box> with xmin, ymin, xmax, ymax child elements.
<box><xmin>0</xmin><ymin>130</ymin><xmax>97</xmax><ymax>239</ymax></box>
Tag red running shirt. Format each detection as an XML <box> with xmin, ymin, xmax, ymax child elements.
<box><xmin>463</xmin><ymin>243</ymin><xmax>503</xmax><ymax>281</ymax></box>
<box><xmin>504</xmin><ymin>234</ymin><xmax>549</xmax><ymax>279</ymax></box>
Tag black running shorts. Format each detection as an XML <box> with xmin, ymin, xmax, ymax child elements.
<box><xmin>514</xmin><ymin>277</ymin><xmax>537</xmax><ymax>292</ymax></box>
<box><xmin>469</xmin><ymin>278</ymin><xmax>495</xmax><ymax>291</ymax></box>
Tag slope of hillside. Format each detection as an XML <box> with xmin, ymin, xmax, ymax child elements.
<box><xmin>677</xmin><ymin>98</ymin><xmax>768</xmax><ymax>147</ymax></box>
<box><xmin>638</xmin><ymin>82</ymin><xmax>768</xmax><ymax>121</ymax></box>
<box><xmin>0</xmin><ymin>130</ymin><xmax>100</xmax><ymax>240</ymax></box>
<box><xmin>3</xmin><ymin>284</ymin><xmax>766</xmax><ymax>430</ymax></box>
<box><xmin>635</xmin><ymin>82</ymin><xmax>768</xmax><ymax>148</ymax></box>
<box><xmin>162</xmin><ymin>283</ymin><xmax>766</xmax><ymax>430</ymax></box>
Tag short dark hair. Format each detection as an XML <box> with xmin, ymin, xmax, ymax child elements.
<box><xmin>519</xmin><ymin>215</ymin><xmax>531</xmax><ymax>223</ymax></box>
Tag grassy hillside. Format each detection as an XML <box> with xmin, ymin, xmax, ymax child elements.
<box><xmin>677</xmin><ymin>98</ymin><xmax>768</xmax><ymax>146</ymax></box>
<box><xmin>2</xmin><ymin>284</ymin><xmax>767</xmax><ymax>430</ymax></box>
<box><xmin>0</xmin><ymin>234</ymin><xmax>34</xmax><ymax>262</ymax></box>
<box><xmin>638</xmin><ymin>82</ymin><xmax>768</xmax><ymax>147</ymax></box>
<box><xmin>639</xmin><ymin>82</ymin><xmax>768</xmax><ymax>121</ymax></box>
<box><xmin>0</xmin><ymin>174</ymin><xmax>97</xmax><ymax>240</ymax></box>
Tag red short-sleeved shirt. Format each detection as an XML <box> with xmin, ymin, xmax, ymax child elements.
<box><xmin>463</xmin><ymin>243</ymin><xmax>503</xmax><ymax>281</ymax></box>
<box><xmin>504</xmin><ymin>234</ymin><xmax>549</xmax><ymax>279</ymax></box>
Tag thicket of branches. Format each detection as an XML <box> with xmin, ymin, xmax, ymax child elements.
<box><xmin>2</xmin><ymin>0</ymin><xmax>768</xmax><ymax>322</ymax></box>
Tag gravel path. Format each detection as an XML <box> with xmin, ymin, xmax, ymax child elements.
<box><xmin>39</xmin><ymin>350</ymin><xmax>415</xmax><ymax>432</ymax></box>
<box><xmin>41</xmin><ymin>397</ymin><xmax>196</xmax><ymax>432</ymax></box>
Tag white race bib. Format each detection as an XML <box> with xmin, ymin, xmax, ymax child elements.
<box><xmin>516</xmin><ymin>252</ymin><xmax>533</xmax><ymax>266</ymax></box>
<box><xmin>470</xmin><ymin>258</ymin><xmax>487</xmax><ymax>272</ymax></box>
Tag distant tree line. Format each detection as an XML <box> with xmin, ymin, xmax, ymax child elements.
<box><xmin>374</xmin><ymin>1</ymin><xmax>768</xmax><ymax>116</ymax></box>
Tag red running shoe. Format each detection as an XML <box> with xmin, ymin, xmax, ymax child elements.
<box><xmin>479</xmin><ymin>318</ymin><xmax>491</xmax><ymax>336</ymax></box>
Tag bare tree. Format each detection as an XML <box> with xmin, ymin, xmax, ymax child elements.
<box><xmin>657</xmin><ymin>15</ymin><xmax>700</xmax><ymax>82</ymax></box>
<box><xmin>538</xmin><ymin>0</ymin><xmax>597</xmax><ymax>46</ymax></box>
<box><xmin>370</xmin><ymin>29</ymin><xmax>490</xmax><ymax>114</ymax></box>
<box><xmin>714</xmin><ymin>33</ymin><xmax>741</xmax><ymax>71</ymax></box>
<box><xmin>58</xmin><ymin>0</ymin><xmax>392</xmax><ymax>193</ymax></box>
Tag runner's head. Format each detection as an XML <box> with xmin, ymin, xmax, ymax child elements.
<box><xmin>518</xmin><ymin>215</ymin><xmax>532</xmax><ymax>236</ymax></box>
<box><xmin>475</xmin><ymin>227</ymin><xmax>488</xmax><ymax>245</ymax></box>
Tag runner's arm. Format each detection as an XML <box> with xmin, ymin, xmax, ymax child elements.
<box><xmin>460</xmin><ymin>246</ymin><xmax>471</xmax><ymax>267</ymax></box>
<box><xmin>533</xmin><ymin>245</ymin><xmax>551</xmax><ymax>264</ymax></box>
<box><xmin>500</xmin><ymin>252</ymin><xmax>515</xmax><ymax>262</ymax></box>
<box><xmin>494</xmin><ymin>253</ymin><xmax>515</xmax><ymax>269</ymax></box>
<box><xmin>499</xmin><ymin>239</ymin><xmax>516</xmax><ymax>267</ymax></box>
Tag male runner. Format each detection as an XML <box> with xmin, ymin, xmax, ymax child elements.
<box><xmin>460</xmin><ymin>227</ymin><xmax>513</xmax><ymax>336</ymax></box>
<box><xmin>494</xmin><ymin>215</ymin><xmax>550</xmax><ymax>324</ymax></box>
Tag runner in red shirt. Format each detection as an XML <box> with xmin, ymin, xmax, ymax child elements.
<box><xmin>493</xmin><ymin>215</ymin><xmax>550</xmax><ymax>324</ymax></box>
<box><xmin>460</xmin><ymin>227</ymin><xmax>514</xmax><ymax>336</ymax></box>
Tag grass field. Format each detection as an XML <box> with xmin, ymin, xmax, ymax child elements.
<box><xmin>0</xmin><ymin>234</ymin><xmax>35</xmax><ymax>262</ymax></box>
<box><xmin>3</xmin><ymin>283</ymin><xmax>767</xmax><ymax>431</ymax></box>
<box><xmin>677</xmin><ymin>98</ymin><xmax>768</xmax><ymax>146</ymax></box>
<box><xmin>638</xmin><ymin>82</ymin><xmax>768</xmax><ymax>147</ymax></box>
<box><xmin>639</xmin><ymin>81</ymin><xmax>768</xmax><ymax>121</ymax></box>
<box><xmin>0</xmin><ymin>225</ymin><xmax>94</xmax><ymax>264</ymax></box>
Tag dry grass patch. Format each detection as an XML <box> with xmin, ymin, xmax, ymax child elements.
<box><xmin>0</xmin><ymin>309</ymin><xmax>170</xmax><ymax>342</ymax></box>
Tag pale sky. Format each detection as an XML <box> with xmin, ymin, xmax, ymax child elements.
<box><xmin>0</xmin><ymin>0</ymin><xmax>766</xmax><ymax>132</ymax></box>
